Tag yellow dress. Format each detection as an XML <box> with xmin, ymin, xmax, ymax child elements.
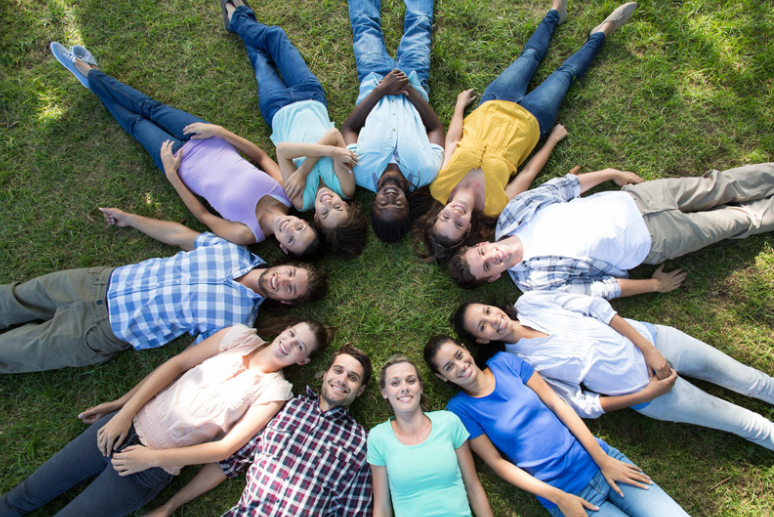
<box><xmin>430</xmin><ymin>100</ymin><xmax>540</xmax><ymax>217</ymax></box>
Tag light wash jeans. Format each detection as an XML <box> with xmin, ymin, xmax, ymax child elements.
<box><xmin>348</xmin><ymin>0</ymin><xmax>434</xmax><ymax>93</ymax></box>
<box><xmin>636</xmin><ymin>324</ymin><xmax>774</xmax><ymax>450</ymax></box>
<box><xmin>547</xmin><ymin>447</ymin><xmax>689</xmax><ymax>516</ymax></box>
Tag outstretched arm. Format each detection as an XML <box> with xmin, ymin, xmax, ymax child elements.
<box><xmin>576</xmin><ymin>168</ymin><xmax>644</xmax><ymax>193</ymax></box>
<box><xmin>141</xmin><ymin>463</ymin><xmax>227</xmax><ymax>517</ymax></box>
<box><xmin>441</xmin><ymin>89</ymin><xmax>477</xmax><ymax>170</ymax></box>
<box><xmin>456</xmin><ymin>441</ymin><xmax>494</xmax><ymax>517</ymax></box>
<box><xmin>341</xmin><ymin>70</ymin><xmax>407</xmax><ymax>144</ymax></box>
<box><xmin>99</xmin><ymin>207</ymin><xmax>200</xmax><ymax>251</ymax></box>
<box><xmin>617</xmin><ymin>265</ymin><xmax>687</xmax><ymax>298</ymax></box>
<box><xmin>505</xmin><ymin>124</ymin><xmax>568</xmax><ymax>200</ymax></box>
<box><xmin>371</xmin><ymin>464</ymin><xmax>393</xmax><ymax>517</ymax></box>
<box><xmin>599</xmin><ymin>370</ymin><xmax>677</xmax><ymax>412</ymax></box>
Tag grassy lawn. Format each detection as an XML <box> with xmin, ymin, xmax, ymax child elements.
<box><xmin>2</xmin><ymin>0</ymin><xmax>773</xmax><ymax>515</ymax></box>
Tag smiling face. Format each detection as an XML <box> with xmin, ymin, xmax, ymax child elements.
<box><xmin>381</xmin><ymin>361</ymin><xmax>423</xmax><ymax>413</ymax></box>
<box><xmin>258</xmin><ymin>265</ymin><xmax>309</xmax><ymax>303</ymax></box>
<box><xmin>431</xmin><ymin>340</ymin><xmax>479</xmax><ymax>388</ymax></box>
<box><xmin>274</xmin><ymin>215</ymin><xmax>316</xmax><ymax>255</ymax></box>
<box><xmin>269</xmin><ymin>323</ymin><xmax>316</xmax><ymax>366</ymax></box>
<box><xmin>464</xmin><ymin>303</ymin><xmax>511</xmax><ymax>344</ymax></box>
<box><xmin>374</xmin><ymin>175</ymin><xmax>408</xmax><ymax>222</ymax></box>
<box><xmin>320</xmin><ymin>353</ymin><xmax>366</xmax><ymax>410</ymax></box>
<box><xmin>313</xmin><ymin>188</ymin><xmax>349</xmax><ymax>230</ymax></box>
<box><xmin>433</xmin><ymin>200</ymin><xmax>472</xmax><ymax>245</ymax></box>
<box><xmin>463</xmin><ymin>241</ymin><xmax>516</xmax><ymax>282</ymax></box>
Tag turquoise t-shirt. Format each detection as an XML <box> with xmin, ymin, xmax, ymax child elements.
<box><xmin>270</xmin><ymin>100</ymin><xmax>345</xmax><ymax>212</ymax></box>
<box><xmin>367</xmin><ymin>410</ymin><xmax>472</xmax><ymax>517</ymax></box>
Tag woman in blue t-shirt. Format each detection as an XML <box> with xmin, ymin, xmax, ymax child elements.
<box><xmin>368</xmin><ymin>355</ymin><xmax>493</xmax><ymax>517</ymax></box>
<box><xmin>424</xmin><ymin>336</ymin><xmax>689</xmax><ymax>517</ymax></box>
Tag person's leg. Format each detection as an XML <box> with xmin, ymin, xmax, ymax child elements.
<box><xmin>349</xmin><ymin>0</ymin><xmax>397</xmax><ymax>81</ymax></box>
<box><xmin>478</xmin><ymin>9</ymin><xmax>561</xmax><ymax>107</ymax></box>
<box><xmin>517</xmin><ymin>31</ymin><xmax>606</xmax><ymax>135</ymax></box>
<box><xmin>0</xmin><ymin>268</ymin><xmax>131</xmax><ymax>373</ymax></box>
<box><xmin>395</xmin><ymin>0</ymin><xmax>434</xmax><ymax>93</ymax></box>
<box><xmin>86</xmin><ymin>70</ymin><xmax>206</xmax><ymax>171</ymax></box>
<box><xmin>603</xmin><ymin>447</ymin><xmax>690</xmax><ymax>517</ymax></box>
<box><xmin>546</xmin><ymin>468</ymin><xmax>628</xmax><ymax>517</ymax></box>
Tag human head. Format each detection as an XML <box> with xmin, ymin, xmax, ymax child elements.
<box><xmin>320</xmin><ymin>343</ymin><xmax>373</xmax><ymax>410</ymax></box>
<box><xmin>256</xmin><ymin>315</ymin><xmax>333</xmax><ymax>361</ymax></box>
<box><xmin>257</xmin><ymin>261</ymin><xmax>328</xmax><ymax>305</ymax></box>
<box><xmin>451</xmin><ymin>302</ymin><xmax>518</xmax><ymax>345</ymax></box>
<box><xmin>274</xmin><ymin>214</ymin><xmax>323</xmax><ymax>260</ymax></box>
<box><xmin>314</xmin><ymin>198</ymin><xmax>368</xmax><ymax>259</ymax></box>
<box><xmin>423</xmin><ymin>335</ymin><xmax>478</xmax><ymax>387</ymax></box>
<box><xmin>378</xmin><ymin>355</ymin><xmax>429</xmax><ymax>413</ymax></box>
<box><xmin>372</xmin><ymin>170</ymin><xmax>411</xmax><ymax>243</ymax></box>
<box><xmin>449</xmin><ymin>240</ymin><xmax>515</xmax><ymax>289</ymax></box>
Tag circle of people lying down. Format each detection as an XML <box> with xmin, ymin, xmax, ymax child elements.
<box><xmin>4</xmin><ymin>0</ymin><xmax>774</xmax><ymax>516</ymax></box>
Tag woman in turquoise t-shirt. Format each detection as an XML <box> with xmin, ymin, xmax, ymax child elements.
<box><xmin>368</xmin><ymin>355</ymin><xmax>493</xmax><ymax>517</ymax></box>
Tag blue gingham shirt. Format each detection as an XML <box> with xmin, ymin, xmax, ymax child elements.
<box><xmin>107</xmin><ymin>232</ymin><xmax>265</xmax><ymax>350</ymax></box>
<box><xmin>496</xmin><ymin>175</ymin><xmax>628</xmax><ymax>299</ymax></box>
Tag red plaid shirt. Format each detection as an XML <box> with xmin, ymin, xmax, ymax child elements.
<box><xmin>219</xmin><ymin>387</ymin><xmax>373</xmax><ymax>516</ymax></box>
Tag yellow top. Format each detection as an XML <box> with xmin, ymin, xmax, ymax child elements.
<box><xmin>430</xmin><ymin>100</ymin><xmax>540</xmax><ymax>217</ymax></box>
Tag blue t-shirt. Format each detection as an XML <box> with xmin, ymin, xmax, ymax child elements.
<box><xmin>446</xmin><ymin>353</ymin><xmax>608</xmax><ymax>509</ymax></box>
<box><xmin>367</xmin><ymin>411</ymin><xmax>471</xmax><ymax>517</ymax></box>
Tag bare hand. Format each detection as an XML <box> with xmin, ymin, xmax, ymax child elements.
<box><xmin>160</xmin><ymin>140</ymin><xmax>183</xmax><ymax>179</ymax></box>
<box><xmin>329</xmin><ymin>146</ymin><xmax>358</xmax><ymax>169</ymax></box>
<box><xmin>182</xmin><ymin>122</ymin><xmax>221</xmax><ymax>140</ymax></box>
<box><xmin>642</xmin><ymin>347</ymin><xmax>670</xmax><ymax>380</ymax></box>
<box><xmin>652</xmin><ymin>264</ymin><xmax>687</xmax><ymax>293</ymax></box>
<box><xmin>99</xmin><ymin>207</ymin><xmax>132</xmax><ymax>228</ymax></box>
<box><xmin>78</xmin><ymin>400</ymin><xmax>120</xmax><ymax>425</ymax></box>
<box><xmin>456</xmin><ymin>88</ymin><xmax>477</xmax><ymax>108</ymax></box>
<box><xmin>96</xmin><ymin>413</ymin><xmax>132</xmax><ymax>456</ymax></box>
<box><xmin>599</xmin><ymin>456</ymin><xmax>652</xmax><ymax>497</ymax></box>
<box><xmin>378</xmin><ymin>70</ymin><xmax>409</xmax><ymax>96</ymax></box>
<box><xmin>548</xmin><ymin>124</ymin><xmax>568</xmax><ymax>143</ymax></box>
<box><xmin>555</xmin><ymin>491</ymin><xmax>599</xmax><ymax>516</ymax></box>
<box><xmin>568</xmin><ymin>165</ymin><xmax>581</xmax><ymax>175</ymax></box>
<box><xmin>284</xmin><ymin>170</ymin><xmax>307</xmax><ymax>201</ymax></box>
<box><xmin>645</xmin><ymin>368</ymin><xmax>678</xmax><ymax>399</ymax></box>
<box><xmin>610</xmin><ymin>169</ymin><xmax>644</xmax><ymax>186</ymax></box>
<box><xmin>111</xmin><ymin>444</ymin><xmax>157</xmax><ymax>476</ymax></box>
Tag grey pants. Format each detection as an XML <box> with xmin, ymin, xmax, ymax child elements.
<box><xmin>0</xmin><ymin>267</ymin><xmax>131</xmax><ymax>373</ymax></box>
<box><xmin>622</xmin><ymin>162</ymin><xmax>774</xmax><ymax>264</ymax></box>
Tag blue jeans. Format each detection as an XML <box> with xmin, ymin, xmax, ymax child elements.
<box><xmin>0</xmin><ymin>412</ymin><xmax>173</xmax><ymax>517</ymax></box>
<box><xmin>479</xmin><ymin>9</ymin><xmax>606</xmax><ymax>136</ymax></box>
<box><xmin>87</xmin><ymin>70</ymin><xmax>207</xmax><ymax>172</ymax></box>
<box><xmin>349</xmin><ymin>0</ymin><xmax>434</xmax><ymax>93</ymax></box>
<box><xmin>230</xmin><ymin>6</ymin><xmax>327</xmax><ymax>130</ymax></box>
<box><xmin>636</xmin><ymin>324</ymin><xmax>774</xmax><ymax>450</ymax></box>
<box><xmin>546</xmin><ymin>447</ymin><xmax>688</xmax><ymax>517</ymax></box>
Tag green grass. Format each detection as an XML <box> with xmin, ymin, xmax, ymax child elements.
<box><xmin>2</xmin><ymin>0</ymin><xmax>774</xmax><ymax>515</ymax></box>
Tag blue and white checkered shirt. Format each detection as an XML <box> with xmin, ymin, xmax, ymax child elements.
<box><xmin>496</xmin><ymin>175</ymin><xmax>628</xmax><ymax>300</ymax></box>
<box><xmin>107</xmin><ymin>232</ymin><xmax>265</xmax><ymax>350</ymax></box>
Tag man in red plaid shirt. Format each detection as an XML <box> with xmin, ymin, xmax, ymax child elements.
<box><xmin>145</xmin><ymin>343</ymin><xmax>374</xmax><ymax>516</ymax></box>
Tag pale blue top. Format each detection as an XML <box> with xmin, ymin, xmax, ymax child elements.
<box><xmin>347</xmin><ymin>71</ymin><xmax>443</xmax><ymax>193</ymax></box>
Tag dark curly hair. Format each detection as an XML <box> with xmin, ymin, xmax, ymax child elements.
<box><xmin>315</xmin><ymin>200</ymin><xmax>368</xmax><ymax>259</ymax></box>
<box><xmin>412</xmin><ymin>201</ymin><xmax>496</xmax><ymax>263</ymax></box>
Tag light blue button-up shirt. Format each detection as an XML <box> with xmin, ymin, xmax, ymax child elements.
<box><xmin>347</xmin><ymin>71</ymin><xmax>444</xmax><ymax>193</ymax></box>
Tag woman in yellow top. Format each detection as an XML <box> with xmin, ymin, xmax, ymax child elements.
<box><xmin>414</xmin><ymin>0</ymin><xmax>638</xmax><ymax>262</ymax></box>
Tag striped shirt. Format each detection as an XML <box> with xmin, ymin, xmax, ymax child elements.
<box><xmin>107</xmin><ymin>232</ymin><xmax>265</xmax><ymax>349</ymax></box>
<box><xmin>219</xmin><ymin>388</ymin><xmax>373</xmax><ymax>517</ymax></box>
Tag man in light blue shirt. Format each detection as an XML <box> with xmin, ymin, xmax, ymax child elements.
<box><xmin>342</xmin><ymin>0</ymin><xmax>445</xmax><ymax>242</ymax></box>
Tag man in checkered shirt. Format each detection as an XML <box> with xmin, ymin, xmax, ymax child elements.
<box><xmin>0</xmin><ymin>207</ymin><xmax>327</xmax><ymax>373</ymax></box>
<box><xmin>146</xmin><ymin>343</ymin><xmax>373</xmax><ymax>516</ymax></box>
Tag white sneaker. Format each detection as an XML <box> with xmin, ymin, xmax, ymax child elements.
<box><xmin>590</xmin><ymin>2</ymin><xmax>638</xmax><ymax>35</ymax></box>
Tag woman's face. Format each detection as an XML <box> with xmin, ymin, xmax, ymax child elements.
<box><xmin>432</xmin><ymin>340</ymin><xmax>478</xmax><ymax>387</ymax></box>
<box><xmin>464</xmin><ymin>303</ymin><xmax>512</xmax><ymax>343</ymax></box>
<box><xmin>269</xmin><ymin>322</ymin><xmax>316</xmax><ymax>366</ymax></box>
<box><xmin>314</xmin><ymin>188</ymin><xmax>349</xmax><ymax>230</ymax></box>
<box><xmin>433</xmin><ymin>200</ymin><xmax>472</xmax><ymax>245</ymax></box>
<box><xmin>381</xmin><ymin>362</ymin><xmax>423</xmax><ymax>413</ymax></box>
<box><xmin>275</xmin><ymin>215</ymin><xmax>316</xmax><ymax>255</ymax></box>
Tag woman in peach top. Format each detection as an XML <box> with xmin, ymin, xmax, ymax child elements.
<box><xmin>0</xmin><ymin>317</ymin><xmax>331</xmax><ymax>517</ymax></box>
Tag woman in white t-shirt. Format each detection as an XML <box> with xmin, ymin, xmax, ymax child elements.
<box><xmin>0</xmin><ymin>317</ymin><xmax>331</xmax><ymax>517</ymax></box>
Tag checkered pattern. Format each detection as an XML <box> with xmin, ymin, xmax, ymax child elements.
<box><xmin>220</xmin><ymin>388</ymin><xmax>372</xmax><ymax>516</ymax></box>
<box><xmin>496</xmin><ymin>175</ymin><xmax>626</xmax><ymax>300</ymax></box>
<box><xmin>107</xmin><ymin>232</ymin><xmax>265</xmax><ymax>349</ymax></box>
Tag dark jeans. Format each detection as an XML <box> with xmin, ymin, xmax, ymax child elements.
<box><xmin>479</xmin><ymin>9</ymin><xmax>606</xmax><ymax>136</ymax></box>
<box><xmin>88</xmin><ymin>70</ymin><xmax>207</xmax><ymax>172</ymax></box>
<box><xmin>230</xmin><ymin>6</ymin><xmax>327</xmax><ymax>130</ymax></box>
<box><xmin>0</xmin><ymin>412</ymin><xmax>173</xmax><ymax>517</ymax></box>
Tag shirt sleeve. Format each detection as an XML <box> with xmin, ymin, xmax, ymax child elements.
<box><xmin>542</xmin><ymin>377</ymin><xmax>605</xmax><ymax>419</ymax></box>
<box><xmin>365</xmin><ymin>426</ymin><xmax>386</xmax><ymax>466</ymax></box>
<box><xmin>218</xmin><ymin>433</ymin><xmax>261</xmax><ymax>479</ymax></box>
<box><xmin>252</xmin><ymin>375</ymin><xmax>293</xmax><ymax>406</ymax></box>
<box><xmin>330</xmin><ymin>454</ymin><xmax>374</xmax><ymax>517</ymax></box>
<box><xmin>446</xmin><ymin>398</ymin><xmax>485</xmax><ymax>440</ymax></box>
<box><xmin>446</xmin><ymin>412</ymin><xmax>470</xmax><ymax>448</ymax></box>
<box><xmin>510</xmin><ymin>261</ymin><xmax>623</xmax><ymax>300</ymax></box>
<box><xmin>194</xmin><ymin>231</ymin><xmax>227</xmax><ymax>249</ymax></box>
<box><xmin>531</xmin><ymin>291</ymin><xmax>617</xmax><ymax>324</ymax></box>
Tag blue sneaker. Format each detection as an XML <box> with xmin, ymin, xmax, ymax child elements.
<box><xmin>71</xmin><ymin>45</ymin><xmax>98</xmax><ymax>68</ymax></box>
<box><xmin>50</xmin><ymin>41</ymin><xmax>90</xmax><ymax>88</ymax></box>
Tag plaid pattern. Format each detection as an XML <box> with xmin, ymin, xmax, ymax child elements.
<box><xmin>220</xmin><ymin>388</ymin><xmax>372</xmax><ymax>517</ymax></box>
<box><xmin>496</xmin><ymin>175</ymin><xmax>626</xmax><ymax>300</ymax></box>
<box><xmin>107</xmin><ymin>233</ymin><xmax>265</xmax><ymax>349</ymax></box>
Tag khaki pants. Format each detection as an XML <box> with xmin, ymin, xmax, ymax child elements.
<box><xmin>622</xmin><ymin>163</ymin><xmax>774</xmax><ymax>264</ymax></box>
<box><xmin>0</xmin><ymin>267</ymin><xmax>131</xmax><ymax>373</ymax></box>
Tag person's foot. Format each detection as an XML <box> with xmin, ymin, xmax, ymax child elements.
<box><xmin>553</xmin><ymin>0</ymin><xmax>568</xmax><ymax>25</ymax></box>
<box><xmin>590</xmin><ymin>1</ymin><xmax>637</xmax><ymax>36</ymax></box>
<box><xmin>220</xmin><ymin>0</ymin><xmax>236</xmax><ymax>32</ymax></box>
<box><xmin>50</xmin><ymin>41</ymin><xmax>90</xmax><ymax>89</ymax></box>
<box><xmin>70</xmin><ymin>44</ymin><xmax>98</xmax><ymax>67</ymax></box>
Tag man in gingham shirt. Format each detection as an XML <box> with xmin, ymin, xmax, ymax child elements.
<box><xmin>147</xmin><ymin>343</ymin><xmax>373</xmax><ymax>517</ymax></box>
<box><xmin>0</xmin><ymin>208</ymin><xmax>326</xmax><ymax>373</ymax></box>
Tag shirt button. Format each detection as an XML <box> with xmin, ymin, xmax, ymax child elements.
<box><xmin>96</xmin><ymin>300</ymin><xmax>103</xmax><ymax>305</ymax></box>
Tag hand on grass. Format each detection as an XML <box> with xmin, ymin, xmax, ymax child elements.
<box><xmin>99</xmin><ymin>207</ymin><xmax>132</xmax><ymax>227</ymax></box>
<box><xmin>652</xmin><ymin>264</ymin><xmax>687</xmax><ymax>293</ymax></box>
<box><xmin>78</xmin><ymin>400</ymin><xmax>120</xmax><ymax>425</ymax></box>
<box><xmin>456</xmin><ymin>88</ymin><xmax>477</xmax><ymax>109</ymax></box>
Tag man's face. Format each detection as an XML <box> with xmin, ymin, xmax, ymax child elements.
<box><xmin>258</xmin><ymin>265</ymin><xmax>309</xmax><ymax>304</ymax></box>
<box><xmin>463</xmin><ymin>242</ymin><xmax>514</xmax><ymax>282</ymax></box>
<box><xmin>373</xmin><ymin>176</ymin><xmax>408</xmax><ymax>222</ymax></box>
<box><xmin>320</xmin><ymin>354</ymin><xmax>366</xmax><ymax>409</ymax></box>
